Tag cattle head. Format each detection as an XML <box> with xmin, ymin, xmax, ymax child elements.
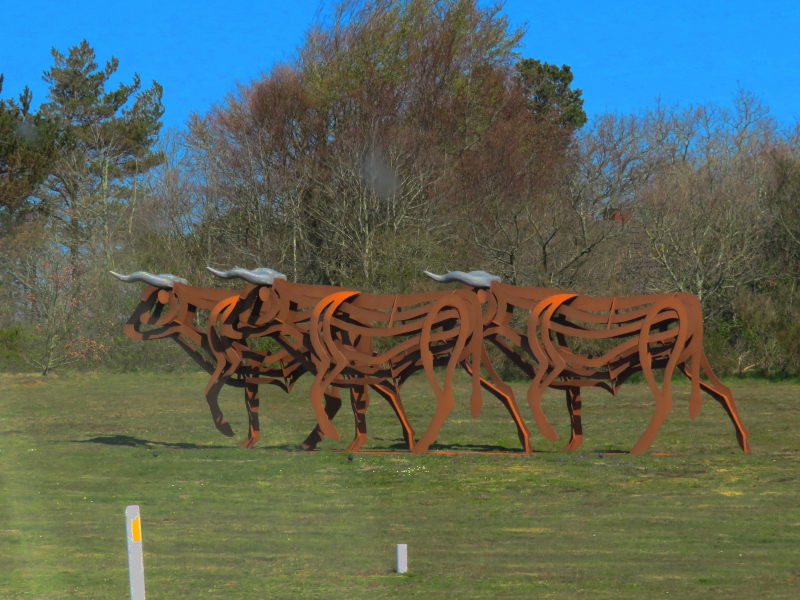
<box><xmin>205</xmin><ymin>267</ymin><xmax>288</xmax><ymax>338</ymax></box>
<box><xmin>111</xmin><ymin>271</ymin><xmax>191</xmax><ymax>340</ymax></box>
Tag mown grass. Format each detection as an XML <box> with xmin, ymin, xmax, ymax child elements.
<box><xmin>1</xmin><ymin>369</ymin><xmax>798</xmax><ymax>599</ymax></box>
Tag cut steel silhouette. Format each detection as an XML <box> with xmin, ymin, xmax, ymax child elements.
<box><xmin>113</xmin><ymin>271</ymin><xmax>352</xmax><ymax>448</ymax></box>
<box><xmin>203</xmin><ymin>268</ymin><xmax>530</xmax><ymax>452</ymax></box>
<box><xmin>425</xmin><ymin>275</ymin><xmax>750</xmax><ymax>454</ymax></box>
<box><xmin>112</xmin><ymin>271</ymin><xmax>253</xmax><ymax>440</ymax></box>
<box><xmin>114</xmin><ymin>270</ymin><xmax>417</xmax><ymax>450</ymax></box>
<box><xmin>203</xmin><ymin>267</ymin><xmax>417</xmax><ymax>451</ymax></box>
<box><xmin>115</xmin><ymin>268</ymin><xmax>749</xmax><ymax>454</ymax></box>
<box><xmin>305</xmin><ymin>282</ymin><xmax>530</xmax><ymax>454</ymax></box>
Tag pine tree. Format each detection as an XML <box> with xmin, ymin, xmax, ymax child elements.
<box><xmin>37</xmin><ymin>40</ymin><xmax>164</xmax><ymax>267</ymax></box>
<box><xmin>515</xmin><ymin>58</ymin><xmax>587</xmax><ymax>131</ymax></box>
<box><xmin>0</xmin><ymin>75</ymin><xmax>60</xmax><ymax>230</ymax></box>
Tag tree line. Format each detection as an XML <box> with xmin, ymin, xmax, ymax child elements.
<box><xmin>2</xmin><ymin>0</ymin><xmax>799</xmax><ymax>376</ymax></box>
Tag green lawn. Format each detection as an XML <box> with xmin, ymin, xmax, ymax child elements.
<box><xmin>1</xmin><ymin>370</ymin><xmax>798</xmax><ymax>599</ymax></box>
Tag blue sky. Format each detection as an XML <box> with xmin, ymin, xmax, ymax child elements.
<box><xmin>2</xmin><ymin>0</ymin><xmax>798</xmax><ymax>130</ymax></box>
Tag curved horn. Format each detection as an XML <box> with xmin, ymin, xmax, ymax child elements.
<box><xmin>424</xmin><ymin>270</ymin><xmax>501</xmax><ymax>289</ymax></box>
<box><xmin>109</xmin><ymin>271</ymin><xmax>188</xmax><ymax>288</ymax></box>
<box><xmin>206</xmin><ymin>266</ymin><xmax>286</xmax><ymax>285</ymax></box>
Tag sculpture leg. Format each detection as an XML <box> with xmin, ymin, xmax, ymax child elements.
<box><xmin>203</xmin><ymin>296</ymin><xmax>243</xmax><ymax>439</ymax></box>
<box><xmin>680</xmin><ymin>359</ymin><xmax>750</xmax><ymax>453</ymax></box>
<box><xmin>372</xmin><ymin>384</ymin><xmax>416</xmax><ymax>451</ymax></box>
<box><xmin>415</xmin><ymin>295</ymin><xmax>472</xmax><ymax>453</ymax></box>
<box><xmin>525</xmin><ymin>295</ymin><xmax>576</xmax><ymax>442</ymax></box>
<box><xmin>526</xmin><ymin>332</ymin><xmax>567</xmax><ymax>443</ymax></box>
<box><xmin>239</xmin><ymin>382</ymin><xmax>261</xmax><ymax>448</ymax></box>
<box><xmin>309</xmin><ymin>369</ymin><xmax>343</xmax><ymax>440</ymax></box>
<box><xmin>345</xmin><ymin>386</ymin><xmax>370</xmax><ymax>452</ymax></box>
<box><xmin>414</xmin><ymin>355</ymin><xmax>458</xmax><ymax>453</ymax></box>
<box><xmin>527</xmin><ymin>376</ymin><xmax>560</xmax><ymax>442</ymax></box>
<box><xmin>462</xmin><ymin>360</ymin><xmax>531</xmax><ymax>453</ymax></box>
<box><xmin>564</xmin><ymin>387</ymin><xmax>584</xmax><ymax>451</ymax></box>
<box><xmin>204</xmin><ymin>377</ymin><xmax>235</xmax><ymax>437</ymax></box>
<box><xmin>630</xmin><ymin>358</ymin><xmax>672</xmax><ymax>455</ymax></box>
<box><xmin>414</xmin><ymin>341</ymin><xmax>467</xmax><ymax>454</ymax></box>
<box><xmin>300</xmin><ymin>388</ymin><xmax>343</xmax><ymax>450</ymax></box>
<box><xmin>413</xmin><ymin>388</ymin><xmax>454</xmax><ymax>454</ymax></box>
<box><xmin>307</xmin><ymin>290</ymin><xmax>358</xmax><ymax>441</ymax></box>
<box><xmin>683</xmin><ymin>297</ymin><xmax>705</xmax><ymax>419</ymax></box>
<box><xmin>630</xmin><ymin>305</ymin><xmax>687</xmax><ymax>455</ymax></box>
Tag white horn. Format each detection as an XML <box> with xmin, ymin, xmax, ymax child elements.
<box><xmin>110</xmin><ymin>271</ymin><xmax>187</xmax><ymax>288</ymax></box>
<box><xmin>206</xmin><ymin>266</ymin><xmax>287</xmax><ymax>285</ymax></box>
<box><xmin>423</xmin><ymin>270</ymin><xmax>500</xmax><ymax>288</ymax></box>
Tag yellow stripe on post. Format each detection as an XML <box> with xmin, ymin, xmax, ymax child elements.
<box><xmin>131</xmin><ymin>517</ymin><xmax>142</xmax><ymax>542</ymax></box>
<box><xmin>125</xmin><ymin>505</ymin><xmax>146</xmax><ymax>599</ymax></box>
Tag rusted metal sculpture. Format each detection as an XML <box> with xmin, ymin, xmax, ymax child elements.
<box><xmin>202</xmin><ymin>268</ymin><xmax>531</xmax><ymax>452</ymax></box>
<box><xmin>112</xmin><ymin>271</ymin><xmax>251</xmax><ymax>438</ymax></box>
<box><xmin>424</xmin><ymin>273</ymin><xmax>750</xmax><ymax>454</ymax></box>
<box><xmin>305</xmin><ymin>277</ymin><xmax>531</xmax><ymax>454</ymax></box>
<box><xmin>202</xmin><ymin>267</ymin><xmax>418</xmax><ymax>452</ymax></box>
<box><xmin>115</xmin><ymin>268</ymin><xmax>749</xmax><ymax>455</ymax></box>
<box><xmin>114</xmin><ymin>269</ymin><xmax>421</xmax><ymax>450</ymax></box>
<box><xmin>113</xmin><ymin>270</ymin><xmax>349</xmax><ymax>448</ymax></box>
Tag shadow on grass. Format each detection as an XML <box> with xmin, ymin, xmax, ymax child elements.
<box><xmin>80</xmin><ymin>435</ymin><xmax>232</xmax><ymax>450</ymax></box>
<box><xmin>82</xmin><ymin>436</ymin><xmax>344</xmax><ymax>453</ymax></box>
<box><xmin>427</xmin><ymin>442</ymin><xmax>528</xmax><ymax>453</ymax></box>
<box><xmin>257</xmin><ymin>443</ymin><xmax>329</xmax><ymax>452</ymax></box>
<box><xmin>80</xmin><ymin>435</ymin><xmax>557</xmax><ymax>455</ymax></box>
<box><xmin>329</xmin><ymin>441</ymin><xmax>533</xmax><ymax>454</ymax></box>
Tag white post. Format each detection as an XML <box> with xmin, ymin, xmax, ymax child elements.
<box><xmin>125</xmin><ymin>505</ymin><xmax>146</xmax><ymax>600</ymax></box>
<box><xmin>396</xmin><ymin>543</ymin><xmax>408</xmax><ymax>574</ymax></box>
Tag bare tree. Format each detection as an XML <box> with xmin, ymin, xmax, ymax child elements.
<box><xmin>2</xmin><ymin>246</ymin><xmax>107</xmax><ymax>374</ymax></box>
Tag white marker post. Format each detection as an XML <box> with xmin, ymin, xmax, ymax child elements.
<box><xmin>125</xmin><ymin>505</ymin><xmax>146</xmax><ymax>600</ymax></box>
<box><xmin>396</xmin><ymin>543</ymin><xmax>408</xmax><ymax>574</ymax></box>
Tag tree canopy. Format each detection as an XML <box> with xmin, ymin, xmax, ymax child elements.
<box><xmin>37</xmin><ymin>40</ymin><xmax>164</xmax><ymax>264</ymax></box>
<box><xmin>2</xmin><ymin>2</ymin><xmax>799</xmax><ymax>376</ymax></box>
<box><xmin>0</xmin><ymin>76</ymin><xmax>60</xmax><ymax>229</ymax></box>
<box><xmin>186</xmin><ymin>0</ymin><xmax>587</xmax><ymax>289</ymax></box>
<box><xmin>0</xmin><ymin>40</ymin><xmax>164</xmax><ymax>373</ymax></box>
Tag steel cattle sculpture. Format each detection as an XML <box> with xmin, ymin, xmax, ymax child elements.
<box><xmin>113</xmin><ymin>270</ymin><xmax>365</xmax><ymax>449</ymax></box>
<box><xmin>436</xmin><ymin>277</ymin><xmax>750</xmax><ymax>454</ymax></box>
<box><xmin>112</xmin><ymin>271</ymin><xmax>256</xmax><ymax>441</ymax></box>
<box><xmin>114</xmin><ymin>268</ymin><xmax>749</xmax><ymax>454</ymax></box>
<box><xmin>202</xmin><ymin>267</ymin><xmax>418</xmax><ymax>451</ymax></box>
<box><xmin>203</xmin><ymin>268</ymin><xmax>530</xmax><ymax>453</ymax></box>
<box><xmin>115</xmin><ymin>268</ymin><xmax>439</xmax><ymax>450</ymax></box>
<box><xmin>305</xmin><ymin>276</ymin><xmax>532</xmax><ymax>454</ymax></box>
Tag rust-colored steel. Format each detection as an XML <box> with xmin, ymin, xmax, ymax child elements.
<box><xmin>305</xmin><ymin>286</ymin><xmax>531</xmax><ymax>453</ymax></box>
<box><xmin>199</xmin><ymin>269</ymin><xmax>529</xmax><ymax>452</ymax></box>
<box><xmin>202</xmin><ymin>269</ymin><xmax>418</xmax><ymax>451</ymax></box>
<box><xmin>113</xmin><ymin>272</ymin><xmax>253</xmax><ymax>439</ymax></box>
<box><xmin>468</xmin><ymin>279</ymin><xmax>750</xmax><ymax>454</ymax></box>
<box><xmin>115</xmin><ymin>268</ymin><xmax>749</xmax><ymax>455</ymax></box>
<box><xmin>113</xmin><ymin>271</ymin><xmax>349</xmax><ymax>448</ymax></box>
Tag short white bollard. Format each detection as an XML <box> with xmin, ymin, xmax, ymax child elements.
<box><xmin>396</xmin><ymin>543</ymin><xmax>408</xmax><ymax>574</ymax></box>
<box><xmin>125</xmin><ymin>505</ymin><xmax>146</xmax><ymax>600</ymax></box>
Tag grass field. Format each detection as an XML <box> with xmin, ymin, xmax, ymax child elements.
<box><xmin>1</xmin><ymin>369</ymin><xmax>799</xmax><ymax>599</ymax></box>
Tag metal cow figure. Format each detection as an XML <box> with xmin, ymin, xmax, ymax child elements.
<box><xmin>113</xmin><ymin>271</ymin><xmax>255</xmax><ymax>441</ymax></box>
<box><xmin>202</xmin><ymin>267</ymin><xmax>418</xmax><ymax>451</ymax></box>
<box><xmin>426</xmin><ymin>273</ymin><xmax>750</xmax><ymax>454</ymax></box>
<box><xmin>113</xmin><ymin>270</ymin><xmax>350</xmax><ymax>448</ymax></box>
<box><xmin>306</xmin><ymin>271</ymin><xmax>532</xmax><ymax>454</ymax></box>
<box><xmin>115</xmin><ymin>268</ymin><xmax>749</xmax><ymax>455</ymax></box>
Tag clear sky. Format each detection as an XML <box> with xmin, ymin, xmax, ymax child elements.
<box><xmin>2</xmin><ymin>0</ymin><xmax>798</xmax><ymax>131</ymax></box>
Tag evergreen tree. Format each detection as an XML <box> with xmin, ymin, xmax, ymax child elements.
<box><xmin>37</xmin><ymin>40</ymin><xmax>164</xmax><ymax>266</ymax></box>
<box><xmin>0</xmin><ymin>75</ymin><xmax>60</xmax><ymax>230</ymax></box>
<box><xmin>515</xmin><ymin>58</ymin><xmax>587</xmax><ymax>130</ymax></box>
